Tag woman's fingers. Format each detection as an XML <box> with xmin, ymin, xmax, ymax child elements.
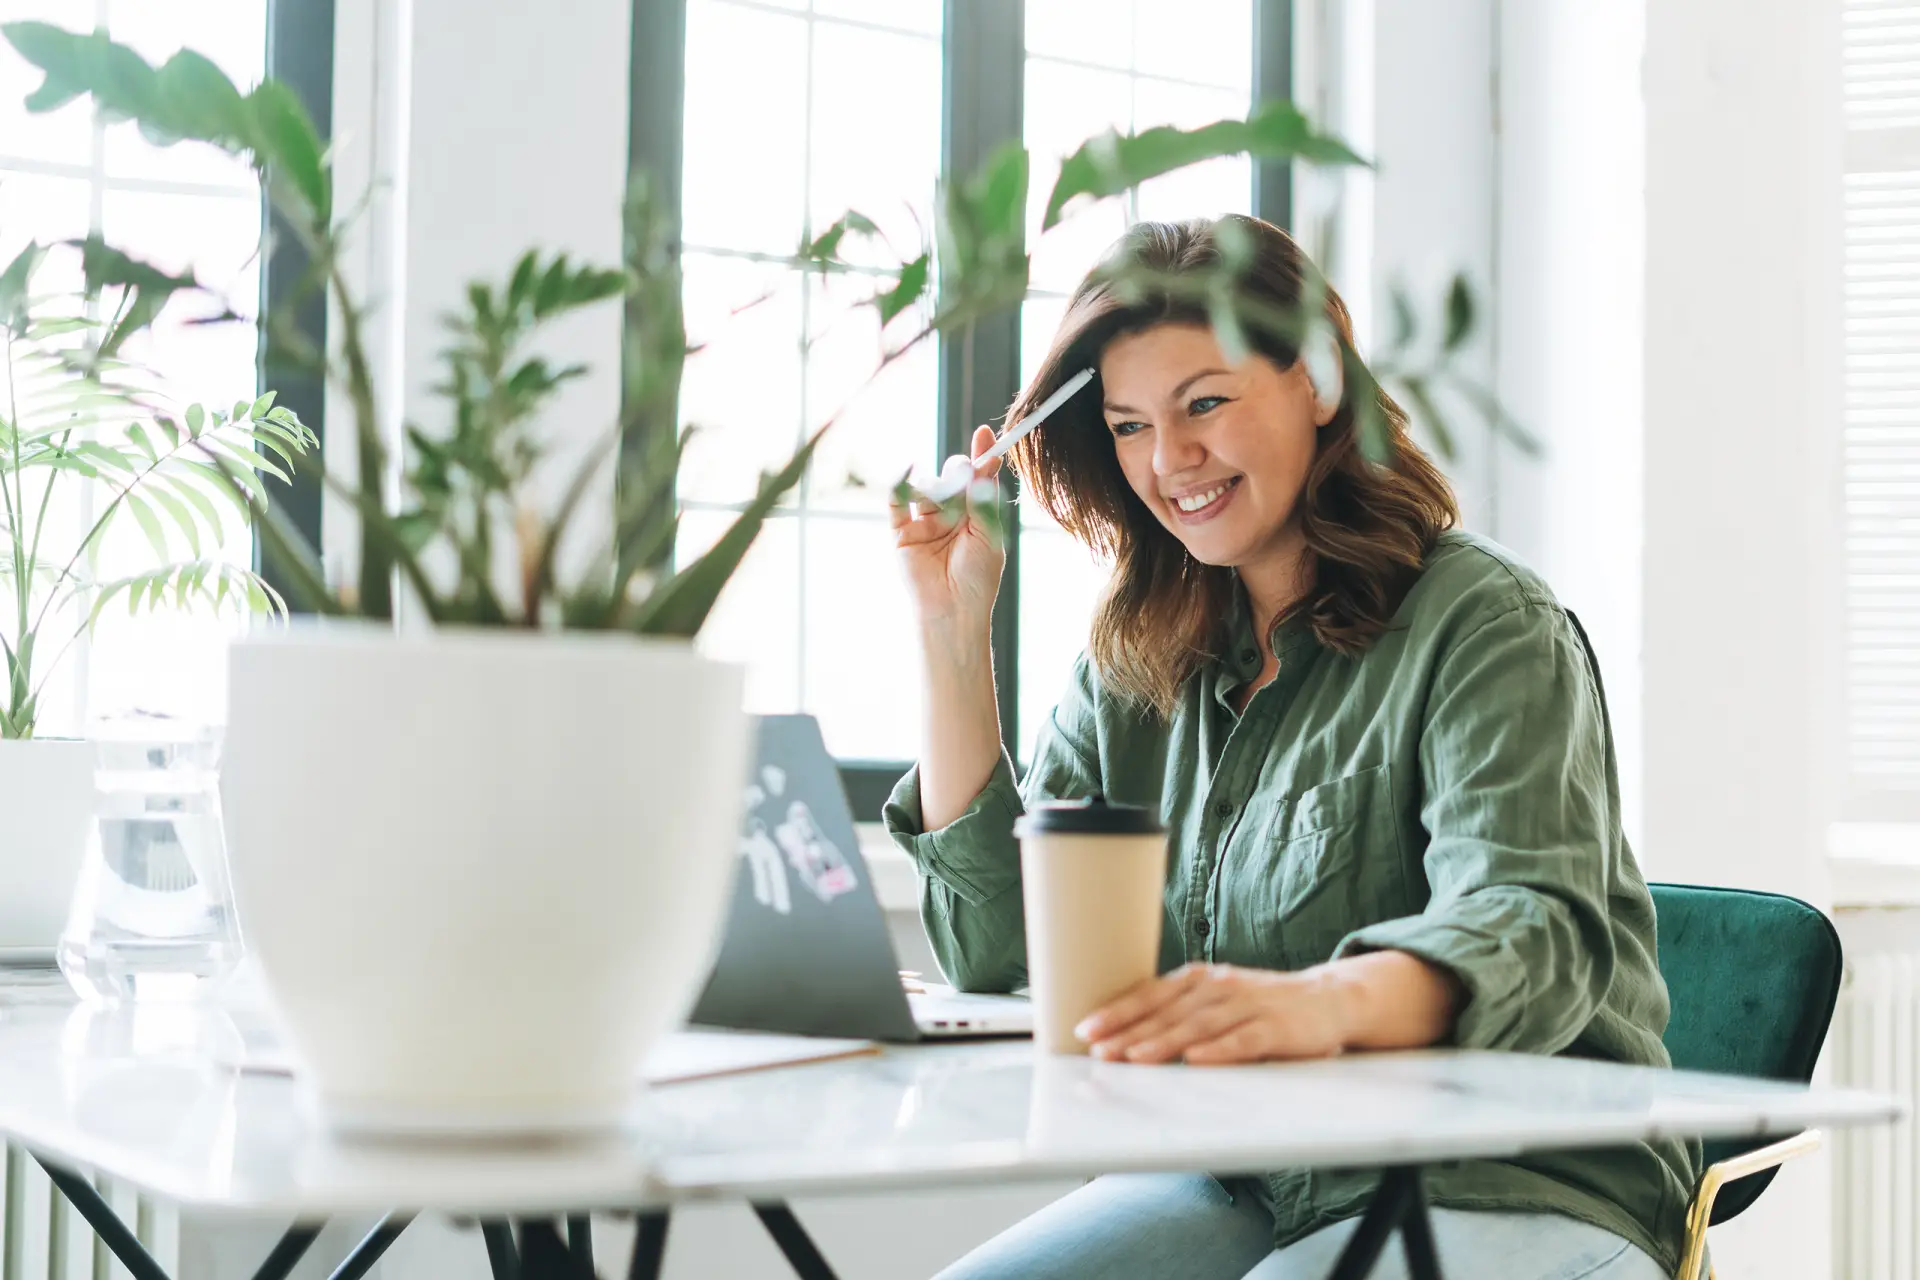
<box><xmin>969</xmin><ymin>423</ymin><xmax>1003</xmax><ymax>482</ymax></box>
<box><xmin>1084</xmin><ymin>969</ymin><xmax>1239</xmax><ymax>1062</ymax></box>
<box><xmin>1115</xmin><ymin>1001</ymin><xmax>1260</xmax><ymax>1065</ymax></box>
<box><xmin>1075</xmin><ymin>965</ymin><xmax>1207</xmax><ymax>1044</ymax></box>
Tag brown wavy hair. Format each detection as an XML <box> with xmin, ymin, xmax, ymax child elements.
<box><xmin>1008</xmin><ymin>215</ymin><xmax>1459</xmax><ymax>717</ymax></box>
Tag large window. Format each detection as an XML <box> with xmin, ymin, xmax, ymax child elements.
<box><xmin>677</xmin><ymin>0</ymin><xmax>943</xmax><ymax>767</ymax></box>
<box><xmin>0</xmin><ymin>0</ymin><xmax>267</xmax><ymax>735</ymax></box>
<box><xmin>675</xmin><ymin>0</ymin><xmax>1277</xmax><ymax>813</ymax></box>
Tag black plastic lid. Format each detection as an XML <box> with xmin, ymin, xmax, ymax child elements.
<box><xmin>1013</xmin><ymin>794</ymin><xmax>1164</xmax><ymax>836</ymax></box>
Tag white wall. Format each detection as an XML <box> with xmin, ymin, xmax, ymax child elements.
<box><xmin>1638</xmin><ymin>6</ymin><xmax>1841</xmax><ymax>1270</ymax></box>
<box><xmin>1359</xmin><ymin>1</ymin><xmax>1842</xmax><ymax>1274</ymax></box>
<box><xmin>1492</xmin><ymin>0</ymin><xmax>1647</xmax><ymax>849</ymax></box>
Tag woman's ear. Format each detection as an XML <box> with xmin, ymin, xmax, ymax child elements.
<box><xmin>1302</xmin><ymin>329</ymin><xmax>1344</xmax><ymax>426</ymax></box>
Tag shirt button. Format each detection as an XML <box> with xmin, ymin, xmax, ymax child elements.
<box><xmin>1214</xmin><ymin>799</ymin><xmax>1233</xmax><ymax>819</ymax></box>
<box><xmin>1194</xmin><ymin>918</ymin><xmax>1211</xmax><ymax>939</ymax></box>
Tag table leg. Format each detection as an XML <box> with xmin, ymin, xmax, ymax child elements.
<box><xmin>36</xmin><ymin>1157</ymin><xmax>174</xmax><ymax>1280</ymax></box>
<box><xmin>751</xmin><ymin>1203</ymin><xmax>842</xmax><ymax>1280</ymax></box>
<box><xmin>254</xmin><ymin>1223</ymin><xmax>327</xmax><ymax>1280</ymax></box>
<box><xmin>483</xmin><ymin>1220</ymin><xmax>521</xmax><ymax>1280</ymax></box>
<box><xmin>627</xmin><ymin>1210</ymin><xmax>671</xmax><ymax>1280</ymax></box>
<box><xmin>1325</xmin><ymin>1167</ymin><xmax>1445</xmax><ymax>1280</ymax></box>
<box><xmin>520</xmin><ymin>1220</ymin><xmax>576</xmax><ymax>1280</ymax></box>
<box><xmin>37</xmin><ymin>1155</ymin><xmax>332</xmax><ymax>1280</ymax></box>
<box><xmin>567</xmin><ymin>1215</ymin><xmax>594</xmax><ymax>1277</ymax></box>
<box><xmin>326</xmin><ymin>1211</ymin><xmax>414</xmax><ymax>1280</ymax></box>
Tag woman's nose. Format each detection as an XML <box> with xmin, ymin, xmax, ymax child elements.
<box><xmin>1152</xmin><ymin>423</ymin><xmax>1205</xmax><ymax>476</ymax></box>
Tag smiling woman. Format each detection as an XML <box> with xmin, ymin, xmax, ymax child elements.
<box><xmin>883</xmin><ymin>214</ymin><xmax>1692</xmax><ymax>1280</ymax></box>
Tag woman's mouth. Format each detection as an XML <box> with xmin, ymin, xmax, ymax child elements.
<box><xmin>1169</xmin><ymin>476</ymin><xmax>1242</xmax><ymax>524</ymax></box>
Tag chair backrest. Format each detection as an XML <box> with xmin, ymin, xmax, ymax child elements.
<box><xmin>1650</xmin><ymin>882</ymin><xmax>1843</xmax><ymax>1224</ymax></box>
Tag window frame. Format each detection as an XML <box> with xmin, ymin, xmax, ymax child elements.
<box><xmin>256</xmin><ymin>0</ymin><xmax>333</xmax><ymax>586</ymax></box>
<box><xmin>636</xmin><ymin>0</ymin><xmax>1293</xmax><ymax>820</ymax></box>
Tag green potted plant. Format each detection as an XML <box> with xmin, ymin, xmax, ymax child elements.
<box><xmin>3</xmin><ymin>21</ymin><xmax>1508</xmax><ymax>1130</ymax></box>
<box><xmin>0</xmin><ymin>237</ymin><xmax>312</xmax><ymax>952</ymax></box>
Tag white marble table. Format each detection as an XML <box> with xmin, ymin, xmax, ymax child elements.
<box><xmin>0</xmin><ymin>1002</ymin><xmax>1901</xmax><ymax>1279</ymax></box>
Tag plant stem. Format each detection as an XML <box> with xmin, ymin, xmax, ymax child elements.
<box><xmin>327</xmin><ymin>258</ymin><xmax>393</xmax><ymax>619</ymax></box>
<box><xmin>23</xmin><ymin>428</ymin><xmax>71</xmax><ymax>613</ymax></box>
<box><xmin>3</xmin><ymin>329</ymin><xmax>31</xmax><ymax>733</ymax></box>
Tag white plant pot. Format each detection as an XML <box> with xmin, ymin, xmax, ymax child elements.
<box><xmin>0</xmin><ymin>739</ymin><xmax>93</xmax><ymax>951</ymax></box>
<box><xmin>221</xmin><ymin>626</ymin><xmax>749</xmax><ymax>1134</ymax></box>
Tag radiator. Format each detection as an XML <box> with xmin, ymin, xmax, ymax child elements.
<box><xmin>0</xmin><ymin>1145</ymin><xmax>176</xmax><ymax>1280</ymax></box>
<box><xmin>1833</xmin><ymin>951</ymin><xmax>1920</xmax><ymax>1280</ymax></box>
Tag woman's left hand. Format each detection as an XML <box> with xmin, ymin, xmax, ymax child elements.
<box><xmin>1074</xmin><ymin>963</ymin><xmax>1352</xmax><ymax>1065</ymax></box>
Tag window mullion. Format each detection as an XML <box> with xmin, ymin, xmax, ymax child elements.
<box><xmin>1252</xmin><ymin>0</ymin><xmax>1294</xmax><ymax>228</ymax></box>
<box><xmin>941</xmin><ymin>0</ymin><xmax>1025</xmax><ymax>765</ymax></box>
<box><xmin>258</xmin><ymin>0</ymin><xmax>334</xmax><ymax>602</ymax></box>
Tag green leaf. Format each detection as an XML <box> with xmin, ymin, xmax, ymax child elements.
<box><xmin>181</xmin><ymin>452</ymin><xmax>270</xmax><ymax>506</ymax></box>
<box><xmin>534</xmin><ymin>254</ymin><xmax>572</xmax><ymax>315</ymax></box>
<box><xmin>3</xmin><ymin>22</ymin><xmax>102</xmax><ymax>116</ymax></box>
<box><xmin>142</xmin><ymin>481</ymin><xmax>202</xmax><ymax>559</ymax></box>
<box><xmin>507</xmin><ymin>250</ymin><xmax>539</xmax><ymax>309</ymax></box>
<box><xmin>249</xmin><ymin>390</ymin><xmax>277</xmax><ymax>420</ymax></box>
<box><xmin>0</xmin><ymin>241</ymin><xmax>46</xmax><ymax>327</ymax></box>
<box><xmin>247</xmin><ymin>78</ymin><xmax>330</xmax><ymax>221</ymax></box>
<box><xmin>71</xmin><ymin>440</ymin><xmax>137</xmax><ymax>473</ymax></box>
<box><xmin>800</xmin><ymin>211</ymin><xmax>879</xmax><ymax>268</ymax></box>
<box><xmin>958</xmin><ymin>143</ymin><xmax>1029</xmax><ymax>251</ymax></box>
<box><xmin>159</xmin><ymin>475</ymin><xmax>226</xmax><ymax>548</ymax></box>
<box><xmin>69</xmin><ymin>236</ymin><xmax>199</xmax><ymax>355</ymax></box>
<box><xmin>875</xmin><ymin>253</ymin><xmax>930</xmax><ymax>326</ymax></box>
<box><xmin>1396</xmin><ymin>376</ymin><xmax>1457</xmax><ymax>463</ymax></box>
<box><xmin>150</xmin><ymin>48</ymin><xmax>249</xmax><ymax>148</ymax></box>
<box><xmin>185</xmin><ymin>403</ymin><xmax>205</xmax><ymax>436</ymax></box>
<box><xmin>248</xmin><ymin>426</ymin><xmax>297</xmax><ymax>471</ymax></box>
<box><xmin>628</xmin><ymin>425</ymin><xmax>826</xmax><ymax>637</ymax></box>
<box><xmin>124</xmin><ymin>421</ymin><xmax>158</xmax><ymax>462</ymax></box>
<box><xmin>1043</xmin><ymin>100</ymin><xmax>1367</xmax><ymax>230</ymax></box>
<box><xmin>207</xmin><ymin>437</ymin><xmax>292</xmax><ymax>486</ymax></box>
<box><xmin>1388</xmin><ymin>286</ymin><xmax>1417</xmax><ymax>353</ymax></box>
<box><xmin>1443</xmin><ymin>274</ymin><xmax>1474</xmax><ymax>353</ymax></box>
<box><xmin>123</xmin><ymin>491</ymin><xmax>170</xmax><ymax>562</ymax></box>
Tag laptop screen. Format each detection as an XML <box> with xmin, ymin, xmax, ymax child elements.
<box><xmin>687</xmin><ymin>715</ymin><xmax>920</xmax><ymax>1041</ymax></box>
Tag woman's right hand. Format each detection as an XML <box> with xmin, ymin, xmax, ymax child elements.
<box><xmin>892</xmin><ymin>423</ymin><xmax>1006</xmax><ymax>639</ymax></box>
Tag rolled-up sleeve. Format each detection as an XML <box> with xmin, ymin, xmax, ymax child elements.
<box><xmin>1334</xmin><ymin>602</ymin><xmax>1619</xmax><ymax>1053</ymax></box>
<box><xmin>883</xmin><ymin>658</ymin><xmax>1103</xmax><ymax>993</ymax></box>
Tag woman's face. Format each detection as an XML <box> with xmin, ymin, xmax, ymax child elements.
<box><xmin>1099</xmin><ymin>322</ymin><xmax>1334</xmax><ymax>572</ymax></box>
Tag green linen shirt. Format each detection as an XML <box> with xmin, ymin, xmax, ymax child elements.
<box><xmin>884</xmin><ymin>530</ymin><xmax>1697</xmax><ymax>1272</ymax></box>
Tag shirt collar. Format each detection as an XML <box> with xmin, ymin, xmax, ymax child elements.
<box><xmin>1212</xmin><ymin>579</ymin><xmax>1319</xmax><ymax>711</ymax></box>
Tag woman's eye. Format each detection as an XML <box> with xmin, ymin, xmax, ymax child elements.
<box><xmin>1189</xmin><ymin>396</ymin><xmax>1228</xmax><ymax>416</ymax></box>
<box><xmin>1109</xmin><ymin>419</ymin><xmax>1148</xmax><ymax>438</ymax></box>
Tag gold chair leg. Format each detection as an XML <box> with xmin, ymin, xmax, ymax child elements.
<box><xmin>1673</xmin><ymin>1130</ymin><xmax>1823</xmax><ymax>1280</ymax></box>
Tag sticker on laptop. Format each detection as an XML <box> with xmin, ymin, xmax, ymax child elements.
<box><xmin>736</xmin><ymin>769</ymin><xmax>859</xmax><ymax>914</ymax></box>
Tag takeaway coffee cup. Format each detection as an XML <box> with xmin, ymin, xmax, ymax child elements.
<box><xmin>1014</xmin><ymin>796</ymin><xmax>1167</xmax><ymax>1054</ymax></box>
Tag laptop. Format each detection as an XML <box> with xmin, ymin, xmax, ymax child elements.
<box><xmin>689</xmin><ymin>715</ymin><xmax>1032</xmax><ymax>1042</ymax></box>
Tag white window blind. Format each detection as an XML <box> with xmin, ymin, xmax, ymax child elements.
<box><xmin>1845</xmin><ymin>0</ymin><xmax>1920</xmax><ymax>816</ymax></box>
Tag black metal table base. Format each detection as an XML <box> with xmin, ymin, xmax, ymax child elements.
<box><xmin>1327</xmin><ymin>1167</ymin><xmax>1446</xmax><ymax>1280</ymax></box>
<box><xmin>41</xmin><ymin>1156</ymin><xmax>1439</xmax><ymax>1280</ymax></box>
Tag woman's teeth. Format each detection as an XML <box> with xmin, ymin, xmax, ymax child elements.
<box><xmin>1175</xmin><ymin>481</ymin><xmax>1234</xmax><ymax>513</ymax></box>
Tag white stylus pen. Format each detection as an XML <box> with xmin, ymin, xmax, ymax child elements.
<box><xmin>914</xmin><ymin>365</ymin><xmax>1097</xmax><ymax>504</ymax></box>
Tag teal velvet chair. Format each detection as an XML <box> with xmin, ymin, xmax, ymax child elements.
<box><xmin>1650</xmin><ymin>883</ymin><xmax>1844</xmax><ymax>1280</ymax></box>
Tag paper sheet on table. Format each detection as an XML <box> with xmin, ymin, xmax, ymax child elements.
<box><xmin>224</xmin><ymin>1024</ymin><xmax>879</xmax><ymax>1086</ymax></box>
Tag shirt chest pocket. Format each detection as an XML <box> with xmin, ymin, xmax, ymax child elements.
<box><xmin>1251</xmin><ymin>763</ymin><xmax>1403</xmax><ymax>967</ymax></box>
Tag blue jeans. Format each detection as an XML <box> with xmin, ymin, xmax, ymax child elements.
<box><xmin>936</xmin><ymin>1174</ymin><xmax>1672</xmax><ymax>1280</ymax></box>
